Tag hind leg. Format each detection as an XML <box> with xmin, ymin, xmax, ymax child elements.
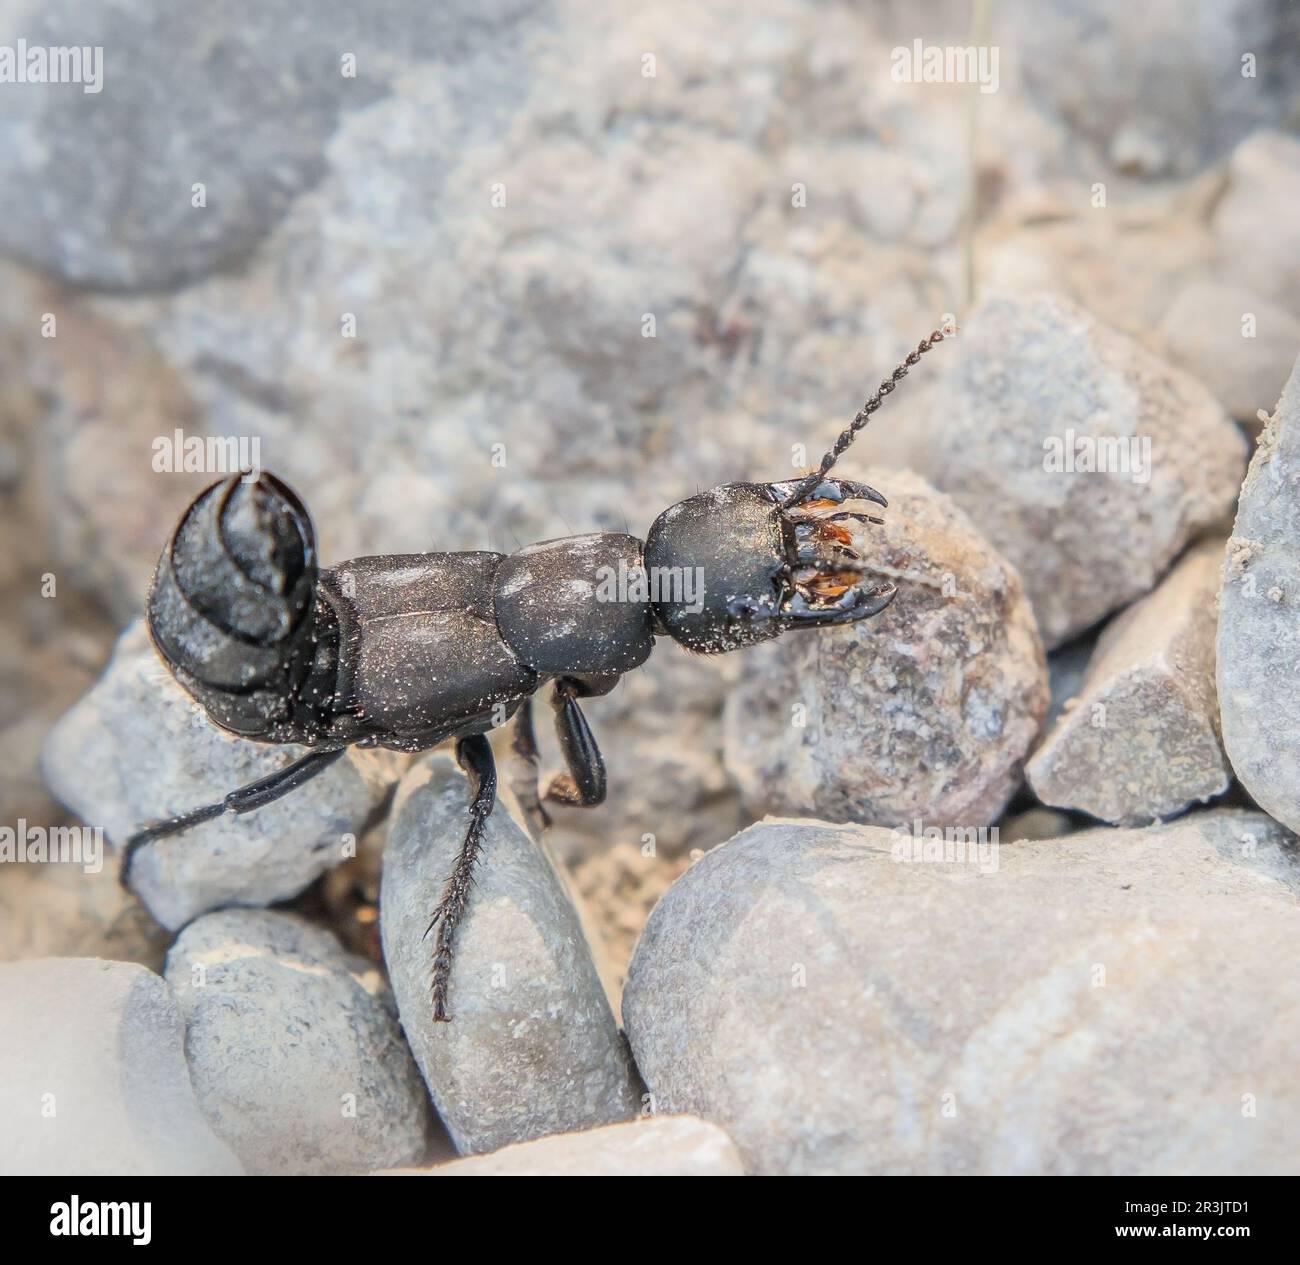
<box><xmin>120</xmin><ymin>747</ymin><xmax>347</xmax><ymax>888</ymax></box>
<box><xmin>426</xmin><ymin>733</ymin><xmax>497</xmax><ymax>1022</ymax></box>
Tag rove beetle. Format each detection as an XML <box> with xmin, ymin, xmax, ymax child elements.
<box><xmin>124</xmin><ymin>329</ymin><xmax>947</xmax><ymax>1019</ymax></box>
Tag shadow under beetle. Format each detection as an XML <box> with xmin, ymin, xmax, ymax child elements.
<box><xmin>125</xmin><ymin>329</ymin><xmax>947</xmax><ymax>1020</ymax></box>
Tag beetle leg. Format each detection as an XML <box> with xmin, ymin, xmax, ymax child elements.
<box><xmin>542</xmin><ymin>677</ymin><xmax>607</xmax><ymax>808</ymax></box>
<box><xmin>508</xmin><ymin>697</ymin><xmax>551</xmax><ymax>832</ymax></box>
<box><xmin>426</xmin><ymin>733</ymin><xmax>498</xmax><ymax>1023</ymax></box>
<box><xmin>120</xmin><ymin>747</ymin><xmax>347</xmax><ymax>890</ymax></box>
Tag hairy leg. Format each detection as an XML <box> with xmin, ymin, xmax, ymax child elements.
<box><xmin>426</xmin><ymin>733</ymin><xmax>498</xmax><ymax>1022</ymax></box>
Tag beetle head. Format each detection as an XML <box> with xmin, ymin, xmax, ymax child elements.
<box><xmin>643</xmin><ymin>478</ymin><xmax>897</xmax><ymax>654</ymax></box>
<box><xmin>643</xmin><ymin>326</ymin><xmax>949</xmax><ymax>653</ymax></box>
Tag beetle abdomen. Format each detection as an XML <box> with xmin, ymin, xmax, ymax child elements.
<box><xmin>146</xmin><ymin>474</ymin><xmax>335</xmax><ymax>743</ymax></box>
<box><xmin>319</xmin><ymin>553</ymin><xmax>538</xmax><ymax>751</ymax></box>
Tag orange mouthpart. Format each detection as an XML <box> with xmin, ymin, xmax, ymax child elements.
<box><xmin>807</xmin><ymin>571</ymin><xmax>859</xmax><ymax>599</ymax></box>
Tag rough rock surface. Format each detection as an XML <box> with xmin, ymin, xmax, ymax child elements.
<box><xmin>1001</xmin><ymin>0</ymin><xmax>1300</xmax><ymax>178</ymax></box>
<box><xmin>623</xmin><ymin>811</ymin><xmax>1300</xmax><ymax>1175</ymax></box>
<box><xmin>1218</xmin><ymin>353</ymin><xmax>1300</xmax><ymax>835</ymax></box>
<box><xmin>724</xmin><ymin>470</ymin><xmax>1047</xmax><ymax>830</ymax></box>
<box><xmin>1158</xmin><ymin>278</ymin><xmax>1300</xmax><ymax>428</ymax></box>
<box><xmin>0</xmin><ymin>0</ymin><xmax>544</xmax><ymax>290</ymax></box>
<box><xmin>166</xmin><ymin>909</ymin><xmax>433</xmax><ymax>1175</ymax></box>
<box><xmin>925</xmin><ymin>294</ymin><xmax>1247</xmax><ymax>648</ymax></box>
<box><xmin>382</xmin><ymin>1115</ymin><xmax>744</xmax><ymax>1176</ymax></box>
<box><xmin>1028</xmin><ymin>537</ymin><xmax>1231</xmax><ymax>824</ymax></box>
<box><xmin>41</xmin><ymin>621</ymin><xmax>398</xmax><ymax>929</ymax></box>
<box><xmin>0</xmin><ymin>958</ymin><xmax>242</xmax><ymax>1176</ymax></box>
<box><xmin>1212</xmin><ymin>132</ymin><xmax>1300</xmax><ymax>313</ymax></box>
<box><xmin>381</xmin><ymin>754</ymin><xmax>640</xmax><ymax>1155</ymax></box>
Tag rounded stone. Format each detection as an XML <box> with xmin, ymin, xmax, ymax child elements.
<box><xmin>165</xmin><ymin>908</ymin><xmax>435</xmax><ymax>1175</ymax></box>
<box><xmin>724</xmin><ymin>470</ymin><xmax>1048</xmax><ymax>830</ymax></box>
<box><xmin>0</xmin><ymin>958</ymin><xmax>241</xmax><ymax>1176</ymax></box>
<box><xmin>1217</xmin><ymin>353</ymin><xmax>1300</xmax><ymax>835</ymax></box>
<box><xmin>925</xmin><ymin>293</ymin><xmax>1246</xmax><ymax>649</ymax></box>
<box><xmin>380</xmin><ymin>753</ymin><xmax>640</xmax><ymax>1155</ymax></box>
<box><xmin>623</xmin><ymin>811</ymin><xmax>1300</xmax><ymax>1175</ymax></box>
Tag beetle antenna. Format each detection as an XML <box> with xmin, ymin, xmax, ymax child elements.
<box><xmin>781</xmin><ymin>327</ymin><xmax>950</xmax><ymax>507</ymax></box>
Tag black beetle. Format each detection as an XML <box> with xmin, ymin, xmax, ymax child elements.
<box><xmin>125</xmin><ymin>329</ymin><xmax>946</xmax><ymax>1019</ymax></box>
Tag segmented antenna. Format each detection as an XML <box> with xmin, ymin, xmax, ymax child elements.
<box><xmin>781</xmin><ymin>327</ymin><xmax>949</xmax><ymax>507</ymax></box>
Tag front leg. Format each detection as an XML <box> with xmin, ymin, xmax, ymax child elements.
<box><xmin>508</xmin><ymin>697</ymin><xmax>551</xmax><ymax>834</ymax></box>
<box><xmin>542</xmin><ymin>677</ymin><xmax>607</xmax><ymax>808</ymax></box>
<box><xmin>425</xmin><ymin>733</ymin><xmax>497</xmax><ymax>1022</ymax></box>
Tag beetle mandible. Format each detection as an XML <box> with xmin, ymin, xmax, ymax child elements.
<box><xmin>124</xmin><ymin>329</ymin><xmax>947</xmax><ymax>1019</ymax></box>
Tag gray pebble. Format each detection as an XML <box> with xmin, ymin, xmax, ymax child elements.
<box><xmin>1218</xmin><ymin>353</ymin><xmax>1300</xmax><ymax>835</ymax></box>
<box><xmin>724</xmin><ymin>470</ymin><xmax>1047</xmax><ymax>830</ymax></box>
<box><xmin>380</xmin><ymin>753</ymin><xmax>640</xmax><ymax>1155</ymax></box>
<box><xmin>1158</xmin><ymin>279</ymin><xmax>1300</xmax><ymax>428</ymax></box>
<box><xmin>1212</xmin><ymin>132</ymin><xmax>1300</xmax><ymax>313</ymax></box>
<box><xmin>624</xmin><ymin>810</ymin><xmax>1300</xmax><ymax>1175</ymax></box>
<box><xmin>1028</xmin><ymin>537</ymin><xmax>1232</xmax><ymax>824</ymax></box>
<box><xmin>0</xmin><ymin>958</ymin><xmax>241</xmax><ymax>1176</ymax></box>
<box><xmin>926</xmin><ymin>294</ymin><xmax>1246</xmax><ymax>648</ymax></box>
<box><xmin>166</xmin><ymin>909</ymin><xmax>434</xmax><ymax>1175</ymax></box>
